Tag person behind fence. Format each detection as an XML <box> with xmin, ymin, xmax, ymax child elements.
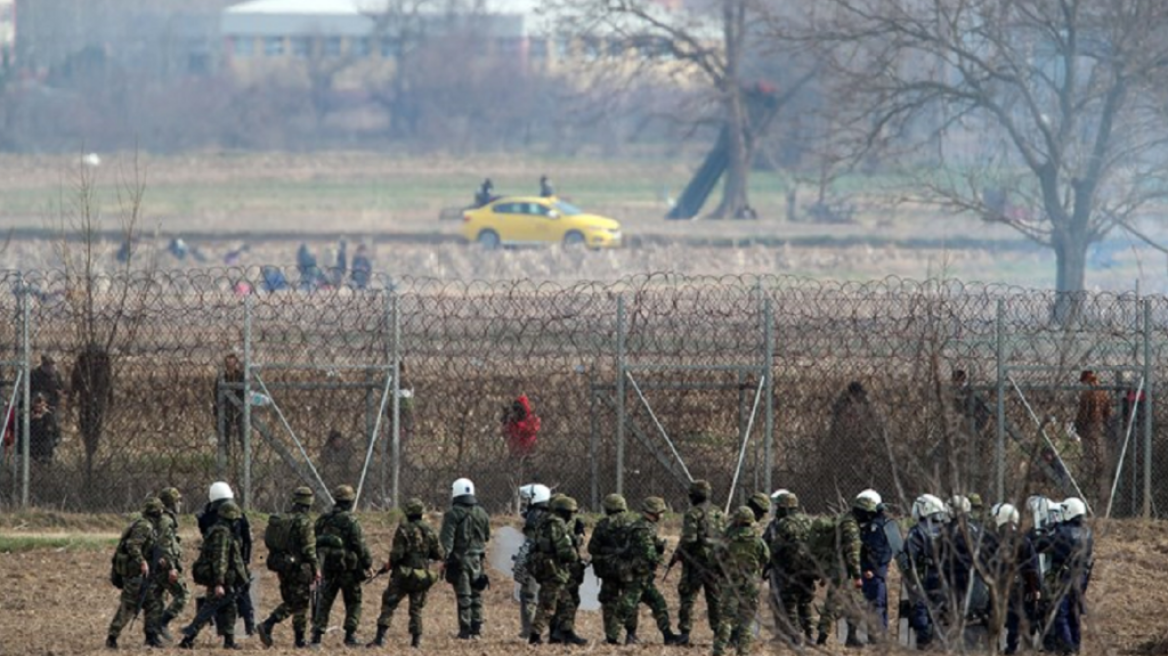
<box><xmin>944</xmin><ymin>494</ymin><xmax>986</xmax><ymax>625</ymax></box>
<box><xmin>257</xmin><ymin>486</ymin><xmax>319</xmax><ymax>650</ymax></box>
<box><xmin>551</xmin><ymin>493</ymin><xmax>588</xmax><ymax>645</ymax></box>
<box><xmin>367</xmin><ymin>497</ymin><xmax>445</xmax><ymax>649</ymax></box>
<box><xmin>501</xmin><ymin>394</ymin><xmax>540</xmax><ymax>458</ymax></box>
<box><xmin>475</xmin><ymin>178</ymin><xmax>494</xmax><ymax>207</ymax></box>
<box><xmin>350</xmin><ymin>244</ymin><xmax>373</xmax><ymax>290</ymax></box>
<box><xmin>518</xmin><ymin>484</ymin><xmax>552</xmax><ymax>639</ymax></box>
<box><xmin>539</xmin><ymin>175</ymin><xmax>555</xmax><ymax>198</ymax></box>
<box><xmin>197</xmin><ymin>481</ymin><xmax>257</xmax><ymax>636</ymax></box>
<box><xmin>1075</xmin><ymin>370</ymin><xmax>1113</xmax><ymax>511</ymax></box>
<box><xmin>312</xmin><ymin>484</ymin><xmax>373</xmax><ymax>647</ymax></box>
<box><xmin>106</xmin><ymin>497</ymin><xmax>163</xmax><ymax>650</ymax></box>
<box><xmin>825</xmin><ymin>381</ymin><xmax>888</xmax><ymax>497</ymax></box>
<box><xmin>156</xmin><ymin>487</ymin><xmax>189</xmax><ymax>642</ymax></box>
<box><xmin>951</xmin><ymin>369</ymin><xmax>991</xmax><ymax>435</ymax></box>
<box><xmin>527</xmin><ymin>494</ymin><xmax>586</xmax><ymax>646</ymax></box>
<box><xmin>712</xmin><ymin>507</ymin><xmax>769</xmax><ymax>656</ymax></box>
<box><xmin>854</xmin><ymin>488</ymin><xmax>899</xmax><ymax>641</ymax></box>
<box><xmin>811</xmin><ymin>491</ymin><xmax>864</xmax><ymax>647</ymax></box>
<box><xmin>212</xmin><ymin>354</ymin><xmax>245</xmax><ymax>453</ymax></box>
<box><xmin>26</xmin><ymin>392</ymin><xmax>60</xmax><ymax>463</ymax></box>
<box><xmin>899</xmin><ymin>494</ymin><xmax>950</xmax><ymax>649</ymax></box>
<box><xmin>767</xmin><ymin>491</ymin><xmax>817</xmax><ymax>646</ymax></box>
<box><xmin>673</xmin><ymin>479</ymin><xmax>725</xmax><ymax>646</ymax></box>
<box><xmin>761</xmin><ymin>489</ymin><xmax>788</xmax><ymax>639</ymax></box>
<box><xmin>984</xmin><ymin>503</ymin><xmax>1041</xmax><ymax>656</ymax></box>
<box><xmin>441</xmin><ymin>477</ymin><xmax>492</xmax><ymax>640</ymax></box>
<box><xmin>614</xmin><ymin>496</ymin><xmax>682</xmax><ymax>646</ymax></box>
<box><xmin>1035</xmin><ymin>497</ymin><xmax>1093</xmax><ymax>655</ymax></box>
<box><xmin>30</xmin><ymin>354</ymin><xmax>64</xmax><ymax>411</ymax></box>
<box><xmin>320</xmin><ymin>429</ymin><xmax>355</xmax><ymax>485</ymax></box>
<box><xmin>180</xmin><ymin>500</ymin><xmax>250</xmax><ymax>650</ymax></box>
<box><xmin>589</xmin><ymin>493</ymin><xmax>636</xmax><ymax>645</ymax></box>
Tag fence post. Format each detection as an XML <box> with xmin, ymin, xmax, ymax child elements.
<box><xmin>242</xmin><ymin>294</ymin><xmax>253</xmax><ymax>510</ymax></box>
<box><xmin>763</xmin><ymin>297</ymin><xmax>775</xmax><ymax>494</ymax></box>
<box><xmin>616</xmin><ymin>295</ymin><xmax>626</xmax><ymax>497</ymax></box>
<box><xmin>390</xmin><ymin>289</ymin><xmax>401</xmax><ymax>509</ymax></box>
<box><xmin>1143</xmin><ymin>299</ymin><xmax>1154</xmax><ymax>519</ymax></box>
<box><xmin>19</xmin><ymin>274</ymin><xmax>30</xmax><ymax>509</ymax></box>
<box><xmin>995</xmin><ymin>298</ymin><xmax>1006</xmax><ymax>502</ymax></box>
<box><xmin>589</xmin><ymin>367</ymin><xmax>599</xmax><ymax>511</ymax></box>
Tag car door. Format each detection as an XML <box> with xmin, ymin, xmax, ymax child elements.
<box><xmin>489</xmin><ymin>202</ymin><xmax>524</xmax><ymax>244</ymax></box>
<box><xmin>527</xmin><ymin>201</ymin><xmax>562</xmax><ymax>242</ymax></box>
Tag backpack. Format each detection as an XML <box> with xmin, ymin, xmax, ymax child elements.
<box><xmin>316</xmin><ymin>512</ymin><xmax>353</xmax><ymax>573</ymax></box>
<box><xmin>808</xmin><ymin>515</ymin><xmax>841</xmax><ymax>569</ymax></box>
<box><xmin>264</xmin><ymin>513</ymin><xmax>298</xmax><ymax>572</ymax></box>
<box><xmin>192</xmin><ymin>525</ymin><xmax>228</xmax><ymax>586</ymax></box>
<box><xmin>109</xmin><ymin>517</ymin><xmax>153</xmax><ymax>589</ymax></box>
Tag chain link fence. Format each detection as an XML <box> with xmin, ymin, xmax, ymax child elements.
<box><xmin>0</xmin><ymin>268</ymin><xmax>1163</xmax><ymax>518</ymax></box>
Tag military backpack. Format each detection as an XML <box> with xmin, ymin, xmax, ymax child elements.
<box><xmin>191</xmin><ymin>525</ymin><xmax>230</xmax><ymax>586</ymax></box>
<box><xmin>108</xmin><ymin>517</ymin><xmax>155</xmax><ymax>589</ymax></box>
<box><xmin>264</xmin><ymin>513</ymin><xmax>298</xmax><ymax>572</ymax></box>
<box><xmin>316</xmin><ymin>511</ymin><xmax>356</xmax><ymax>573</ymax></box>
<box><xmin>807</xmin><ymin>515</ymin><xmax>842</xmax><ymax>569</ymax></box>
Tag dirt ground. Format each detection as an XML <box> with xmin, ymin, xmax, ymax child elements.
<box><xmin>0</xmin><ymin>514</ymin><xmax>1165</xmax><ymax>656</ymax></box>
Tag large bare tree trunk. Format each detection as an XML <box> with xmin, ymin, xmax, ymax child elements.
<box><xmin>1053</xmin><ymin>230</ymin><xmax>1089</xmax><ymax>323</ymax></box>
<box><xmin>710</xmin><ymin>0</ymin><xmax>749</xmax><ymax>219</ymax></box>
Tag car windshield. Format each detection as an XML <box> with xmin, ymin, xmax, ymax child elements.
<box><xmin>554</xmin><ymin>201</ymin><xmax>583</xmax><ymax>216</ymax></box>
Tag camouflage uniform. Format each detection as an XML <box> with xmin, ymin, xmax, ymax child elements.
<box><xmin>312</xmin><ymin>485</ymin><xmax>373</xmax><ymax>646</ymax></box>
<box><xmin>519</xmin><ymin>500</ymin><xmax>550</xmax><ymax>638</ymax></box>
<box><xmin>156</xmin><ymin>488</ymin><xmax>188</xmax><ymax>639</ymax></box>
<box><xmin>552</xmin><ymin>504</ymin><xmax>588</xmax><ymax>641</ymax></box>
<box><xmin>677</xmin><ymin>480</ymin><xmax>725</xmax><ymax>640</ymax></box>
<box><xmin>528</xmin><ymin>496</ymin><xmax>583</xmax><ymax>644</ymax></box>
<box><xmin>767</xmin><ymin>495</ymin><xmax>817</xmax><ymax>644</ymax></box>
<box><xmin>440</xmin><ymin>490</ymin><xmax>491</xmax><ymax>638</ymax></box>
<box><xmin>258</xmin><ymin>488</ymin><xmax>318</xmax><ymax>648</ymax></box>
<box><xmin>370</xmin><ymin>498</ymin><xmax>445</xmax><ymax>647</ymax></box>
<box><xmin>615</xmin><ymin>497</ymin><xmax>679</xmax><ymax>645</ymax></box>
<box><xmin>814</xmin><ymin>511</ymin><xmax>862</xmax><ymax>644</ymax></box>
<box><xmin>713</xmin><ymin>508</ymin><xmax>770</xmax><ymax>656</ymax></box>
<box><xmin>588</xmin><ymin>494</ymin><xmax>638</xmax><ymax>644</ymax></box>
<box><xmin>180</xmin><ymin>501</ymin><xmax>249</xmax><ymax>649</ymax></box>
<box><xmin>106</xmin><ymin>498</ymin><xmax>163</xmax><ymax>649</ymax></box>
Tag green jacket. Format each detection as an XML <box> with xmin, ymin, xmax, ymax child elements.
<box><xmin>623</xmin><ymin>514</ymin><xmax>665</xmax><ymax>581</ymax></box>
<box><xmin>204</xmin><ymin>520</ymin><xmax>249</xmax><ymax>587</ymax></box>
<box><xmin>315</xmin><ymin>507</ymin><xmax>372</xmax><ymax>572</ymax></box>
<box><xmin>769</xmin><ymin>511</ymin><xmax>815</xmax><ymax>576</ymax></box>
<box><xmin>159</xmin><ymin>510</ymin><xmax>183</xmax><ymax>572</ymax></box>
<box><xmin>391</xmin><ymin>518</ymin><xmax>444</xmax><ymax>573</ymax></box>
<box><xmin>719</xmin><ymin>523</ymin><xmax>769</xmax><ymax>584</ymax></box>
<box><xmin>587</xmin><ymin>511</ymin><xmax>638</xmax><ymax>579</ymax></box>
<box><xmin>289</xmin><ymin>508</ymin><xmax>319</xmax><ymax>571</ymax></box>
<box><xmin>534</xmin><ymin>513</ymin><xmax>577</xmax><ymax>581</ymax></box>
<box><xmin>440</xmin><ymin>498</ymin><xmax>491</xmax><ymax>564</ymax></box>
<box><xmin>680</xmin><ymin>501</ymin><xmax>725</xmax><ymax>564</ymax></box>
<box><xmin>114</xmin><ymin>516</ymin><xmax>158</xmax><ymax>577</ymax></box>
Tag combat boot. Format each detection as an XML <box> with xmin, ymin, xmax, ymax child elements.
<box><xmin>366</xmin><ymin>626</ymin><xmax>387</xmax><ymax>648</ymax></box>
<box><xmin>562</xmin><ymin>631</ymin><xmax>588</xmax><ymax>646</ymax></box>
<box><xmin>528</xmin><ymin>632</ymin><xmax>542</xmax><ymax>645</ymax></box>
<box><xmin>144</xmin><ymin>632</ymin><xmax>164</xmax><ymax>649</ymax></box>
<box><xmin>344</xmin><ymin>630</ymin><xmax>362</xmax><ymax>647</ymax></box>
<box><xmin>548</xmin><ymin>631</ymin><xmax>563</xmax><ymax>645</ymax></box>
<box><xmin>676</xmin><ymin>633</ymin><xmax>691</xmax><ymax>646</ymax></box>
<box><xmin>471</xmin><ymin>621</ymin><xmax>483</xmax><ymax>639</ymax></box>
<box><xmin>816</xmin><ymin>631</ymin><xmax>830</xmax><ymax>646</ymax></box>
<box><xmin>159</xmin><ymin>611</ymin><xmax>175</xmax><ymax>642</ymax></box>
<box><xmin>625</xmin><ymin>632</ymin><xmax>639</xmax><ymax>646</ymax></box>
<box><xmin>178</xmin><ymin>634</ymin><xmax>195</xmax><ymax>650</ymax></box>
<box><xmin>606</xmin><ymin>638</ymin><xmax>621</xmax><ymax>646</ymax></box>
<box><xmin>410</xmin><ymin>634</ymin><xmax>422</xmax><ymax>649</ymax></box>
<box><xmin>258</xmin><ymin>618</ymin><xmax>275</xmax><ymax>648</ymax></box>
<box><xmin>224</xmin><ymin>634</ymin><xmax>242</xmax><ymax>650</ymax></box>
<box><xmin>105</xmin><ymin>635</ymin><xmax>118</xmax><ymax>650</ymax></box>
<box><xmin>311</xmin><ymin>629</ymin><xmax>324</xmax><ymax>649</ymax></box>
<box><xmin>663</xmin><ymin>630</ymin><xmax>682</xmax><ymax>646</ymax></box>
<box><xmin>294</xmin><ymin>629</ymin><xmax>308</xmax><ymax>649</ymax></box>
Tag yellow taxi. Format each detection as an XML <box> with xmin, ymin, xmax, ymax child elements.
<box><xmin>461</xmin><ymin>196</ymin><xmax>623</xmax><ymax>249</ymax></box>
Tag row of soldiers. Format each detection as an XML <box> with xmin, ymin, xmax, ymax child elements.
<box><xmin>104</xmin><ymin>477</ymin><xmax>1093</xmax><ymax>655</ymax></box>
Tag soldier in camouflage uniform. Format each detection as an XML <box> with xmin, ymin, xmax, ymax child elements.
<box><xmin>712</xmin><ymin>507</ymin><xmax>770</xmax><ymax>656</ymax></box>
<box><xmin>367</xmin><ymin>497</ymin><xmax>445</xmax><ymax>649</ymax></box>
<box><xmin>767</xmin><ymin>492</ymin><xmax>817</xmax><ymax>646</ymax></box>
<box><xmin>675</xmin><ymin>479</ymin><xmax>725</xmax><ymax>645</ymax></box>
<box><xmin>257</xmin><ymin>487</ymin><xmax>319</xmax><ymax>649</ymax></box>
<box><xmin>614</xmin><ymin>496</ymin><xmax>682</xmax><ymax>646</ymax></box>
<box><xmin>588</xmin><ymin>493</ymin><xmax>637</xmax><ymax>645</ymax></box>
<box><xmin>179</xmin><ymin>501</ymin><xmax>250</xmax><ymax>650</ymax></box>
<box><xmin>517</xmin><ymin>484</ymin><xmax>551</xmax><ymax>639</ymax></box>
<box><xmin>440</xmin><ymin>478</ymin><xmax>491</xmax><ymax>640</ymax></box>
<box><xmin>156</xmin><ymin>488</ymin><xmax>188</xmax><ymax>642</ymax></box>
<box><xmin>746</xmin><ymin>492</ymin><xmax>771</xmax><ymax>523</ymax></box>
<box><xmin>106</xmin><ymin>497</ymin><xmax>164</xmax><ymax>649</ymax></box>
<box><xmin>528</xmin><ymin>495</ymin><xmax>587</xmax><ymax>646</ymax></box>
<box><xmin>552</xmin><ymin>493</ymin><xmax>588</xmax><ymax>644</ymax></box>
<box><xmin>814</xmin><ymin>497</ymin><xmax>864</xmax><ymax>647</ymax></box>
<box><xmin>312</xmin><ymin>484</ymin><xmax>374</xmax><ymax>647</ymax></box>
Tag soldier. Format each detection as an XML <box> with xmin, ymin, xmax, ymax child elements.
<box><xmin>156</xmin><ymin>488</ymin><xmax>188</xmax><ymax>642</ymax></box>
<box><xmin>588</xmin><ymin>493</ymin><xmax>635</xmax><ymax>645</ymax></box>
<box><xmin>767</xmin><ymin>492</ymin><xmax>816</xmax><ymax>646</ymax></box>
<box><xmin>674</xmin><ymin>479</ymin><xmax>725</xmax><ymax>645</ymax></box>
<box><xmin>1035</xmin><ymin>497</ymin><xmax>1093</xmax><ymax>655</ymax></box>
<box><xmin>984</xmin><ymin>503</ymin><xmax>1041</xmax><ymax>655</ymax></box>
<box><xmin>517</xmin><ymin>483</ymin><xmax>552</xmax><ymax>639</ymax></box>
<box><xmin>746</xmin><ymin>492</ymin><xmax>771</xmax><ymax>523</ymax></box>
<box><xmin>257</xmin><ymin>486</ymin><xmax>319</xmax><ymax>649</ymax></box>
<box><xmin>367</xmin><ymin>497</ymin><xmax>445</xmax><ymax>649</ymax></box>
<box><xmin>527</xmin><ymin>494</ymin><xmax>586</xmax><ymax>645</ymax></box>
<box><xmin>552</xmin><ymin>493</ymin><xmax>588</xmax><ymax>644</ymax></box>
<box><xmin>945</xmin><ymin>494</ymin><xmax>985</xmax><ymax>625</ymax></box>
<box><xmin>440</xmin><ymin>477</ymin><xmax>491</xmax><ymax>640</ymax></box>
<box><xmin>854</xmin><ymin>489</ymin><xmax>898</xmax><ymax>641</ymax></box>
<box><xmin>814</xmin><ymin>496</ymin><xmax>864</xmax><ymax>647</ymax></box>
<box><xmin>899</xmin><ymin>494</ymin><xmax>949</xmax><ymax>649</ymax></box>
<box><xmin>312</xmin><ymin>484</ymin><xmax>373</xmax><ymax>647</ymax></box>
<box><xmin>614</xmin><ymin>496</ymin><xmax>682</xmax><ymax>646</ymax></box>
<box><xmin>196</xmin><ymin>482</ymin><xmax>256</xmax><ymax>636</ymax></box>
<box><xmin>106</xmin><ymin>497</ymin><xmax>164</xmax><ymax>649</ymax></box>
<box><xmin>179</xmin><ymin>501</ymin><xmax>250</xmax><ymax>650</ymax></box>
<box><xmin>712</xmin><ymin>507</ymin><xmax>769</xmax><ymax>656</ymax></box>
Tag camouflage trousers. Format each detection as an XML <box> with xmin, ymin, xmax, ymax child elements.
<box><xmin>158</xmin><ymin>572</ymin><xmax>189</xmax><ymax>620</ymax></box>
<box><xmin>552</xmin><ymin>571</ymin><xmax>582</xmax><ymax>637</ymax></box>
<box><xmin>599</xmin><ymin>577</ymin><xmax>626</xmax><ymax>641</ymax></box>
<box><xmin>818</xmin><ymin>575</ymin><xmax>861</xmax><ymax>638</ymax></box>
<box><xmin>449</xmin><ymin>554</ymin><xmax>485</xmax><ymax>634</ymax></box>
<box><xmin>375</xmin><ymin>575</ymin><xmax>429</xmax><ymax>637</ymax></box>
<box><xmin>713</xmin><ymin>578</ymin><xmax>760</xmax><ymax>656</ymax></box>
<box><xmin>678</xmin><ymin>563</ymin><xmax>722</xmax><ymax>635</ymax></box>
<box><xmin>313</xmin><ymin>570</ymin><xmax>363</xmax><ymax>634</ymax></box>
<box><xmin>618</xmin><ymin>576</ymin><xmax>672</xmax><ymax>638</ymax></box>
<box><xmin>108</xmin><ymin>575</ymin><xmax>163</xmax><ymax>639</ymax></box>
<box><xmin>266</xmin><ymin>565</ymin><xmax>314</xmax><ymax>634</ymax></box>
<box><xmin>530</xmin><ymin>572</ymin><xmax>572</xmax><ymax>637</ymax></box>
<box><xmin>186</xmin><ymin>586</ymin><xmax>240</xmax><ymax>640</ymax></box>
<box><xmin>777</xmin><ymin>573</ymin><xmax>817</xmax><ymax>643</ymax></box>
<box><xmin>519</xmin><ymin>573</ymin><xmax>538</xmax><ymax>637</ymax></box>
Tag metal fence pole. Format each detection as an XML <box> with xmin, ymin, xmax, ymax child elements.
<box><xmin>19</xmin><ymin>275</ymin><xmax>30</xmax><ymax>508</ymax></box>
<box><xmin>242</xmin><ymin>294</ymin><xmax>253</xmax><ymax>510</ymax></box>
<box><xmin>391</xmin><ymin>290</ymin><xmax>402</xmax><ymax>509</ymax></box>
<box><xmin>763</xmin><ymin>297</ymin><xmax>775</xmax><ymax>494</ymax></box>
<box><xmin>995</xmin><ymin>298</ymin><xmax>1006</xmax><ymax>501</ymax></box>
<box><xmin>589</xmin><ymin>367</ymin><xmax>599</xmax><ymax>510</ymax></box>
<box><xmin>1143</xmin><ymin>299</ymin><xmax>1154</xmax><ymax>519</ymax></box>
<box><xmin>616</xmin><ymin>295</ymin><xmax>626</xmax><ymax>497</ymax></box>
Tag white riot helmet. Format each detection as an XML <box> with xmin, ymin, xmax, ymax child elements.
<box><xmin>857</xmin><ymin>488</ymin><xmax>882</xmax><ymax>507</ymax></box>
<box><xmin>991</xmin><ymin>503</ymin><xmax>1020</xmax><ymax>529</ymax></box>
<box><xmin>770</xmin><ymin>488</ymin><xmax>790</xmax><ymax>503</ymax></box>
<box><xmin>208</xmin><ymin>481</ymin><xmax>235</xmax><ymax>503</ymax></box>
<box><xmin>947</xmin><ymin>495</ymin><xmax>971</xmax><ymax>516</ymax></box>
<box><xmin>912</xmin><ymin>494</ymin><xmax>947</xmax><ymax>522</ymax></box>
<box><xmin>1060</xmin><ymin>497</ymin><xmax>1087</xmax><ymax>521</ymax></box>
<box><xmin>519</xmin><ymin>483</ymin><xmax>551</xmax><ymax>505</ymax></box>
<box><xmin>451</xmin><ymin>477</ymin><xmax>475</xmax><ymax>498</ymax></box>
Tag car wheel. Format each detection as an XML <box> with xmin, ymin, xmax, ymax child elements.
<box><xmin>563</xmin><ymin>231</ymin><xmax>586</xmax><ymax>248</ymax></box>
<box><xmin>477</xmin><ymin>230</ymin><xmax>501</xmax><ymax>250</ymax></box>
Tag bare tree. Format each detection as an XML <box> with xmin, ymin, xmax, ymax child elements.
<box><xmin>796</xmin><ymin>0</ymin><xmax>1168</xmax><ymax>299</ymax></box>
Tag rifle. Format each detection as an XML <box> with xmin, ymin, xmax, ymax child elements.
<box><xmin>128</xmin><ymin>539</ymin><xmax>163</xmax><ymax>631</ymax></box>
<box><xmin>181</xmin><ymin>577</ymin><xmax>254</xmax><ymax>638</ymax></box>
<box><xmin>662</xmin><ymin>549</ymin><xmax>683</xmax><ymax>583</ymax></box>
<box><xmin>312</xmin><ymin>573</ymin><xmax>327</xmax><ymax>624</ymax></box>
<box><xmin>363</xmin><ymin>563</ymin><xmax>390</xmax><ymax>586</ymax></box>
